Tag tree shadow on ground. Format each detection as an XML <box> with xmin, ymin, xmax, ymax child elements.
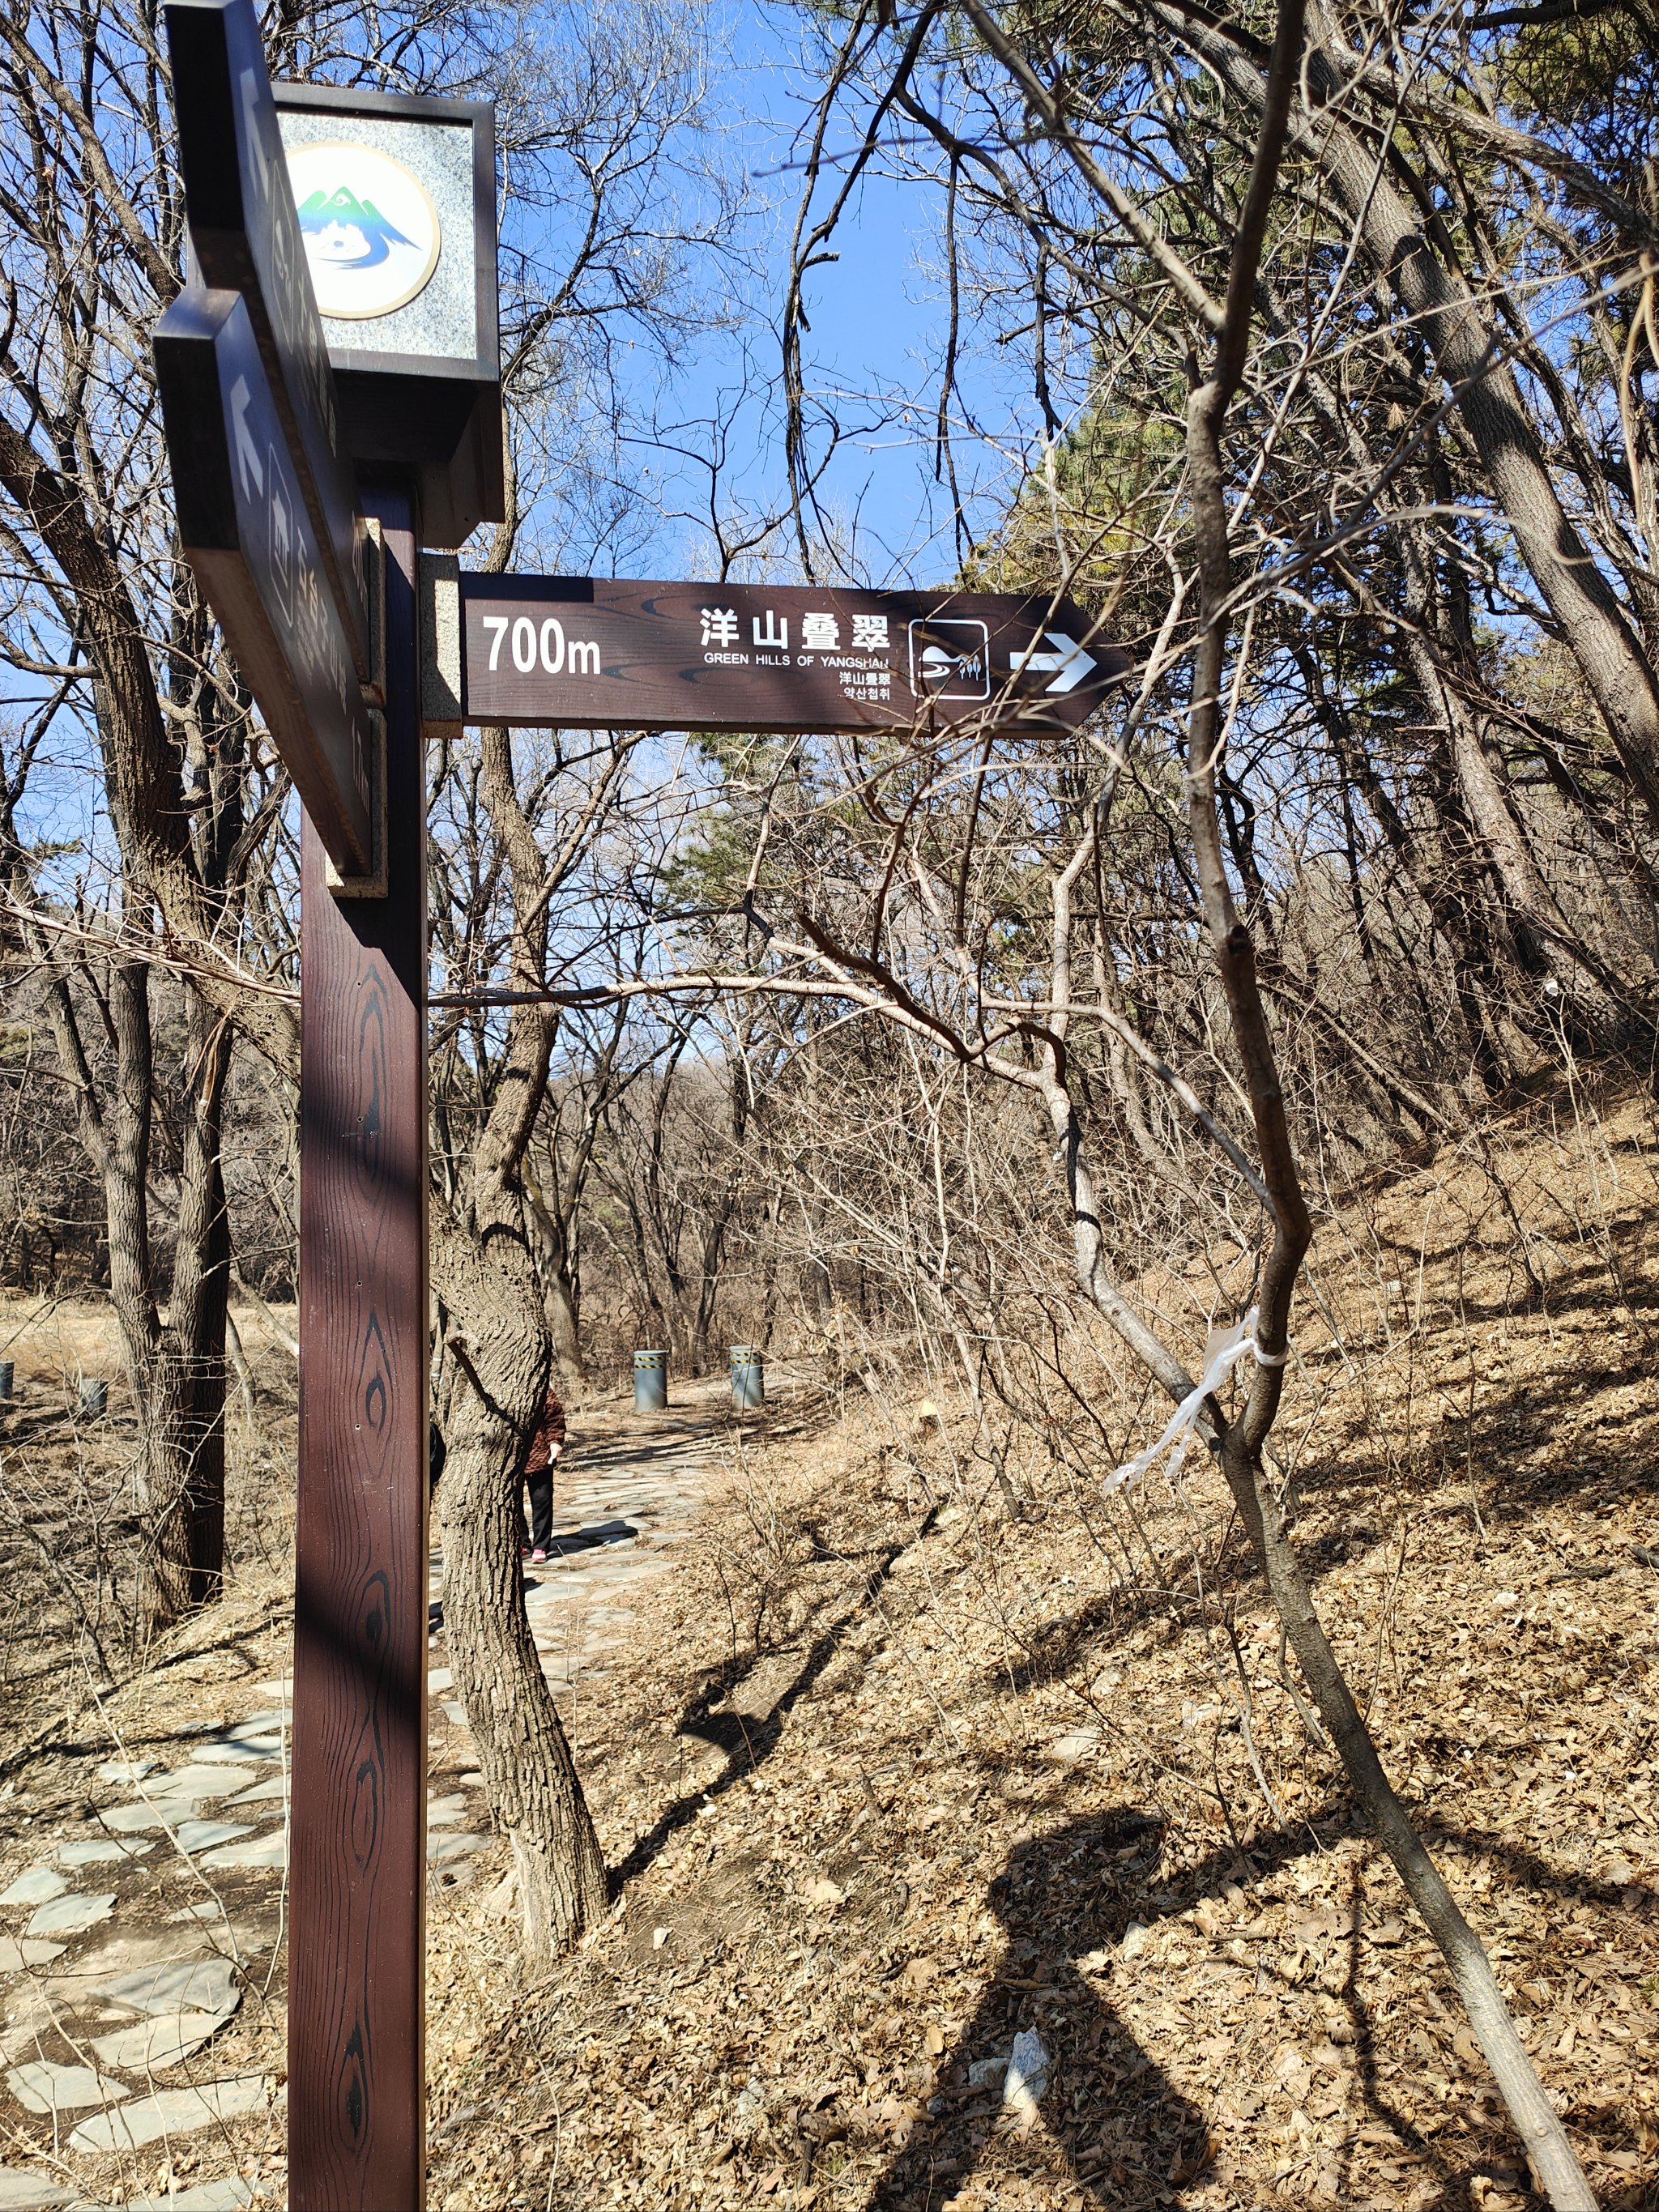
<box><xmin>859</xmin><ymin>1809</ymin><xmax>1209</xmax><ymax>2210</ymax></box>
<box><xmin>609</xmin><ymin>1519</ymin><xmax>930</xmax><ymax>1891</ymax></box>
<box><xmin>857</xmin><ymin>1801</ymin><xmax>1637</xmax><ymax>2210</ymax></box>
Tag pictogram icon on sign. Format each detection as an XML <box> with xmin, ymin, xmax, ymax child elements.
<box><xmin>909</xmin><ymin>618</ymin><xmax>990</xmax><ymax>699</ymax></box>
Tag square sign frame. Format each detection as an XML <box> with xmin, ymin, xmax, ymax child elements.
<box><xmin>272</xmin><ymin>83</ymin><xmax>503</xmax><ymax>548</ymax></box>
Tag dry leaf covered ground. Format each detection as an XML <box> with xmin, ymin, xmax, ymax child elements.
<box><xmin>426</xmin><ymin>1084</ymin><xmax>1659</xmax><ymax>2212</ymax></box>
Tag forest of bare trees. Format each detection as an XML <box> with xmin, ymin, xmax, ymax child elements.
<box><xmin>2</xmin><ymin>0</ymin><xmax>1657</xmax><ymax>2206</ymax></box>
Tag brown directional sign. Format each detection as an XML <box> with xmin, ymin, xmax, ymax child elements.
<box><xmin>164</xmin><ymin>0</ymin><xmax>371</xmax><ymax>679</ymax></box>
<box><xmin>458</xmin><ymin>578</ymin><xmax>1128</xmax><ymax>733</ymax></box>
<box><xmin>155</xmin><ymin>287</ymin><xmax>376</xmax><ymax>875</ymax></box>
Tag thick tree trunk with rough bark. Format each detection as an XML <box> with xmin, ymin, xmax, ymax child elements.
<box><xmin>430</xmin><ymin>718</ymin><xmax>609</xmax><ymax>1957</ymax></box>
<box><xmin>433</xmin><ymin>1209</ymin><xmax>608</xmax><ymax>1956</ymax></box>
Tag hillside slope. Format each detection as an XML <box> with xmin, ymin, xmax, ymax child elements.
<box><xmin>427</xmin><ymin>1082</ymin><xmax>1659</xmax><ymax>2212</ymax></box>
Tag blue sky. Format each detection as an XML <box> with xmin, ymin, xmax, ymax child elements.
<box><xmin>600</xmin><ymin>2</ymin><xmax>1023</xmax><ymax>590</ymax></box>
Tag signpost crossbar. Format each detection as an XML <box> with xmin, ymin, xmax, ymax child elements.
<box><xmin>154</xmin><ymin>286</ymin><xmax>376</xmax><ymax>876</ymax></box>
<box><xmin>431</xmin><ymin>571</ymin><xmax>1128</xmax><ymax>738</ymax></box>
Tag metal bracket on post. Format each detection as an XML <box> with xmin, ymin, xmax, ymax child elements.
<box><xmin>419</xmin><ymin>551</ymin><xmax>463</xmax><ymax>741</ymax></box>
<box><xmin>327</xmin><ymin>518</ymin><xmax>390</xmax><ymax>898</ymax></box>
<box><xmin>323</xmin><ymin>710</ymin><xmax>387</xmax><ymax>899</ymax></box>
<box><xmin>360</xmin><ymin>512</ymin><xmax>388</xmax><ymax>709</ymax></box>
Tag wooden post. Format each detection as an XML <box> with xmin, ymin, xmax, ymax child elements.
<box><xmin>292</xmin><ymin>478</ymin><xmax>429</xmax><ymax>2210</ymax></box>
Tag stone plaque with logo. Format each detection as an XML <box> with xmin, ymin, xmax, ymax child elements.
<box><xmin>273</xmin><ymin>84</ymin><xmax>502</xmax><ymax>547</ymax></box>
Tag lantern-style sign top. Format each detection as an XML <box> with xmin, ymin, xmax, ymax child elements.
<box><xmin>273</xmin><ymin>84</ymin><xmax>503</xmax><ymax>550</ymax></box>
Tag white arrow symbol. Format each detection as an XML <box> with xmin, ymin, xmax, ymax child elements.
<box><xmin>1012</xmin><ymin>630</ymin><xmax>1096</xmax><ymax>694</ymax></box>
<box><xmin>229</xmin><ymin>377</ymin><xmax>262</xmax><ymax>503</ymax></box>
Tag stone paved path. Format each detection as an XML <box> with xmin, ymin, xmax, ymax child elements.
<box><xmin>0</xmin><ymin>1383</ymin><xmax>731</xmax><ymax>2207</ymax></box>
<box><xmin>426</xmin><ymin>1396</ymin><xmax>725</xmax><ymax>1773</ymax></box>
<box><xmin>518</xmin><ymin>1401</ymin><xmax>722</xmax><ymax>1689</ymax></box>
<box><xmin>0</xmin><ymin>1707</ymin><xmax>283</xmax><ymax>2209</ymax></box>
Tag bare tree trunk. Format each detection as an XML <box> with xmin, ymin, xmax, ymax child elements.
<box><xmin>160</xmin><ymin>990</ymin><xmax>233</xmax><ymax>1602</ymax></box>
<box><xmin>1175</xmin><ymin>6</ymin><xmax>1598</xmax><ymax>2195</ymax></box>
<box><xmin>1442</xmin><ymin>697</ymin><xmax>1629</xmax><ymax>1042</ymax></box>
<box><xmin>1298</xmin><ymin>645</ymin><xmax>1530</xmax><ymax>1092</ymax></box>
<box><xmin>544</xmin><ymin>1235</ymin><xmax>586</xmax><ymax>1396</ymax></box>
<box><xmin>525</xmin><ymin>1182</ymin><xmax>586</xmax><ymax>1394</ymax></box>
<box><xmin>434</xmin><ymin>1215</ymin><xmax>607</xmax><ymax>1954</ymax></box>
<box><xmin>432</xmin><ymin>719</ymin><xmax>608</xmax><ymax>1956</ymax></box>
<box><xmin>1393</xmin><ymin>514</ymin><xmax>1634</xmax><ymax>1051</ymax></box>
<box><xmin>1038</xmin><ymin>1063</ymin><xmax>1201</xmax><ymax>1407</ymax></box>
<box><xmin>39</xmin><ymin>949</ymin><xmax>221</xmax><ymax>1619</ymax></box>
<box><xmin>1221</xmin><ymin>1431</ymin><xmax>1597</xmax><ymax>2209</ymax></box>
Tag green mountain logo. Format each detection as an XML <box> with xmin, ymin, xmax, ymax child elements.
<box><xmin>296</xmin><ymin>185</ymin><xmax>416</xmax><ymax>271</ymax></box>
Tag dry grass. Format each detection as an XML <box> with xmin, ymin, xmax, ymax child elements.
<box><xmin>424</xmin><ymin>1080</ymin><xmax>1659</xmax><ymax>2212</ymax></box>
<box><xmin>0</xmin><ymin>1295</ymin><xmax>298</xmax><ymax>1733</ymax></box>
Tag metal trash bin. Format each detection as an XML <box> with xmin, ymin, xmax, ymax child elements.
<box><xmin>79</xmin><ymin>1378</ymin><xmax>108</xmax><ymax>1421</ymax></box>
<box><xmin>0</xmin><ymin>1360</ymin><xmax>13</xmax><ymax>1406</ymax></box>
<box><xmin>730</xmin><ymin>1345</ymin><xmax>765</xmax><ymax>1410</ymax></box>
<box><xmin>633</xmin><ymin>1348</ymin><xmax>667</xmax><ymax>1412</ymax></box>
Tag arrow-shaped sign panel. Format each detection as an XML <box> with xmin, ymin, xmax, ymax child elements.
<box><xmin>164</xmin><ymin>0</ymin><xmax>370</xmax><ymax>685</ymax></box>
<box><xmin>155</xmin><ymin>288</ymin><xmax>375</xmax><ymax>876</ymax></box>
<box><xmin>455</xmin><ymin>580</ymin><xmax>1128</xmax><ymax>735</ymax></box>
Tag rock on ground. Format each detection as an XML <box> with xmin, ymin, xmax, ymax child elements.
<box><xmin>24</xmin><ymin>1893</ymin><xmax>113</xmax><ymax>1939</ymax></box>
<box><xmin>88</xmin><ymin>1958</ymin><xmax>239</xmax><ymax>2021</ymax></box>
<box><xmin>199</xmin><ymin>1831</ymin><xmax>286</xmax><ymax>1870</ymax></box>
<box><xmin>55</xmin><ymin>1839</ymin><xmax>151</xmax><ymax>1866</ymax></box>
<box><xmin>88</xmin><ymin>2011</ymin><xmax>224</xmax><ymax>2070</ymax></box>
<box><xmin>118</xmin><ymin>2183</ymin><xmax>254</xmax><ymax>2211</ymax></box>
<box><xmin>66</xmin><ymin>2072</ymin><xmax>269</xmax><ymax>2152</ymax></box>
<box><xmin>0</xmin><ymin>2171</ymin><xmax>80</xmax><ymax>2210</ymax></box>
<box><xmin>0</xmin><ymin>1869</ymin><xmax>66</xmax><ymax>1907</ymax></box>
<box><xmin>5</xmin><ymin>2061</ymin><xmax>128</xmax><ymax>2115</ymax></box>
<box><xmin>0</xmin><ymin>1938</ymin><xmax>63</xmax><ymax>1971</ymax></box>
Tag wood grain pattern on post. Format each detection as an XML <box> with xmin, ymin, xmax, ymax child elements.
<box><xmin>292</xmin><ymin>479</ymin><xmax>429</xmax><ymax>2210</ymax></box>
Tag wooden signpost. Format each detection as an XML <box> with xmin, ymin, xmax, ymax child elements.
<box><xmin>155</xmin><ymin>6</ymin><xmax>488</xmax><ymax>2205</ymax></box>
<box><xmin>151</xmin><ymin>14</ymin><xmax>1125</xmax><ymax>2208</ymax></box>
<box><xmin>291</xmin><ymin>476</ymin><xmax>428</xmax><ymax>2209</ymax></box>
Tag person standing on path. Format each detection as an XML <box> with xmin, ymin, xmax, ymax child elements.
<box><xmin>521</xmin><ymin>1385</ymin><xmax>565</xmax><ymax>1563</ymax></box>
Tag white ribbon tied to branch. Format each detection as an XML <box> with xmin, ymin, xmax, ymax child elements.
<box><xmin>1102</xmin><ymin>1306</ymin><xmax>1289</xmax><ymax>1496</ymax></box>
